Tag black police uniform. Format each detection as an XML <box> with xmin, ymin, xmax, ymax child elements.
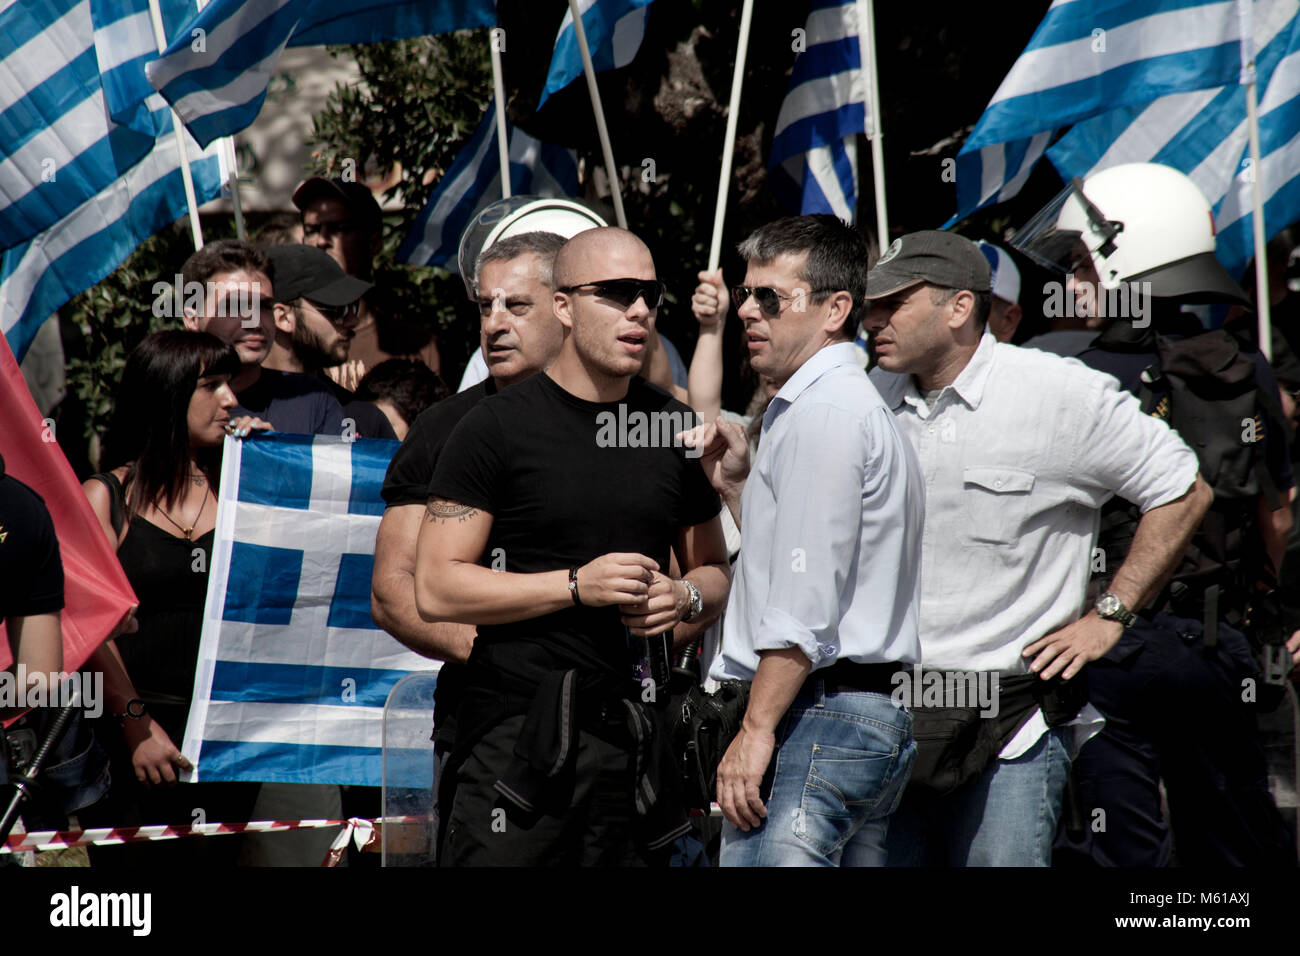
<box><xmin>1056</xmin><ymin>310</ymin><xmax>1298</xmax><ymax>866</ymax></box>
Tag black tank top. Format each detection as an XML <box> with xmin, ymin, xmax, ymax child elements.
<box><xmin>91</xmin><ymin>472</ymin><xmax>213</xmax><ymax>743</ymax></box>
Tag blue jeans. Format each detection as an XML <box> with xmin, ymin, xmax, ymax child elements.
<box><xmin>720</xmin><ymin>682</ymin><xmax>915</xmax><ymax>867</ymax></box>
<box><xmin>885</xmin><ymin>725</ymin><xmax>1072</xmax><ymax>866</ymax></box>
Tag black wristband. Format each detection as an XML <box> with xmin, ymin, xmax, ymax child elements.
<box><xmin>569</xmin><ymin>567</ymin><xmax>582</xmax><ymax>606</ymax></box>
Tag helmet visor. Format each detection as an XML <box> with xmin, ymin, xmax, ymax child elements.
<box><xmin>1009</xmin><ymin>178</ymin><xmax>1122</xmax><ymax>278</ymax></box>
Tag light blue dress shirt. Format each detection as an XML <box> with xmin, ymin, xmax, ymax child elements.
<box><xmin>711</xmin><ymin>342</ymin><xmax>925</xmax><ymax>682</ymax></box>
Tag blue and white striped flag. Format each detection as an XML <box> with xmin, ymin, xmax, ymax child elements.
<box><xmin>1</xmin><ymin>108</ymin><xmax>223</xmax><ymax>361</ymax></box>
<box><xmin>93</xmin><ymin>0</ymin><xmax>197</xmax><ymax>135</ymax></box>
<box><xmin>185</xmin><ymin>433</ymin><xmax>436</xmax><ymax>788</ymax></box>
<box><xmin>1049</xmin><ymin>1</ymin><xmax>1300</xmax><ymax>278</ymax></box>
<box><xmin>398</xmin><ymin>101</ymin><xmax>580</xmax><ymax>269</ymax></box>
<box><xmin>0</xmin><ymin>0</ymin><xmax>195</xmax><ymax>252</ymax></box>
<box><xmin>537</xmin><ymin>0</ymin><xmax>652</xmax><ymax>109</ymax></box>
<box><xmin>767</xmin><ymin>0</ymin><xmax>871</xmax><ymax>223</ymax></box>
<box><xmin>949</xmin><ymin>0</ymin><xmax>1263</xmax><ymax>226</ymax></box>
<box><xmin>146</xmin><ymin>0</ymin><xmax>497</xmax><ymax>149</ymax></box>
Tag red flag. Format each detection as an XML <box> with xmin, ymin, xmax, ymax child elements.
<box><xmin>0</xmin><ymin>331</ymin><xmax>137</xmax><ymax>680</ymax></box>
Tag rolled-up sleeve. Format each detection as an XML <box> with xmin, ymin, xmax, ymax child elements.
<box><xmin>750</xmin><ymin>402</ymin><xmax>871</xmax><ymax>664</ymax></box>
<box><xmin>1071</xmin><ymin>370</ymin><xmax>1199</xmax><ymax>512</ymax></box>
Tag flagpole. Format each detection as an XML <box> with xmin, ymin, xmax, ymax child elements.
<box><xmin>858</xmin><ymin>0</ymin><xmax>888</xmax><ymax>248</ymax></box>
<box><xmin>707</xmin><ymin>0</ymin><xmax>754</xmax><ymax>272</ymax></box>
<box><xmin>1245</xmin><ymin>71</ymin><xmax>1272</xmax><ymax>360</ymax></box>
<box><xmin>194</xmin><ymin>0</ymin><xmax>244</xmax><ymax>239</ymax></box>
<box><xmin>1236</xmin><ymin>0</ymin><xmax>1270</xmax><ymax>358</ymax></box>
<box><xmin>148</xmin><ymin>0</ymin><xmax>203</xmax><ymax>250</ymax></box>
<box><xmin>566</xmin><ymin>0</ymin><xmax>627</xmax><ymax>228</ymax></box>
<box><xmin>221</xmin><ymin>138</ymin><xmax>247</xmax><ymax>239</ymax></box>
<box><xmin>489</xmin><ymin>30</ymin><xmax>511</xmax><ymax>199</ymax></box>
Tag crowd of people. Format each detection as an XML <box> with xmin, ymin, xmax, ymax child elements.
<box><xmin>4</xmin><ymin>161</ymin><xmax>1300</xmax><ymax>868</ymax></box>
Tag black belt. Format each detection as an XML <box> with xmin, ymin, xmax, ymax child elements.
<box><xmin>803</xmin><ymin>659</ymin><xmax>903</xmax><ymax>696</ymax></box>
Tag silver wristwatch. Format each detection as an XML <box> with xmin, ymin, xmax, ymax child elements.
<box><xmin>682</xmin><ymin>580</ymin><xmax>704</xmax><ymax>622</ymax></box>
<box><xmin>1094</xmin><ymin>591</ymin><xmax>1137</xmax><ymax>628</ymax></box>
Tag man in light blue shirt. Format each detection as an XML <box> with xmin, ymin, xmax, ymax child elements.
<box><xmin>685</xmin><ymin>215</ymin><xmax>925</xmax><ymax>866</ymax></box>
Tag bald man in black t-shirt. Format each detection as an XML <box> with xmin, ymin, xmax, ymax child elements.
<box><xmin>415</xmin><ymin>228</ymin><xmax>731</xmax><ymax>866</ymax></box>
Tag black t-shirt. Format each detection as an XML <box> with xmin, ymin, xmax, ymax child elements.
<box><xmin>234</xmin><ymin>367</ymin><xmax>345</xmax><ymax>436</ymax></box>
<box><xmin>378</xmin><ymin>378</ymin><xmax>497</xmax><ymax>736</ymax></box>
<box><xmin>0</xmin><ymin>456</ymin><xmax>64</xmax><ymax>621</ymax></box>
<box><xmin>340</xmin><ymin>400</ymin><xmax>399</xmax><ymax>441</ymax></box>
<box><xmin>381</xmin><ymin>379</ymin><xmax>497</xmax><ymax>506</ymax></box>
<box><xmin>428</xmin><ymin>373</ymin><xmax>720</xmax><ymax>669</ymax></box>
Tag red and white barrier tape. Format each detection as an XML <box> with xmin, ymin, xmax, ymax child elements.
<box><xmin>2</xmin><ymin>815</ymin><xmax>429</xmax><ymax>867</ymax></box>
<box><xmin>5</xmin><ymin>807</ymin><xmax>718</xmax><ymax>864</ymax></box>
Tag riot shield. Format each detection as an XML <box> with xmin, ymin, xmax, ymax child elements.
<box><xmin>381</xmin><ymin>671</ymin><xmax>439</xmax><ymax>867</ymax></box>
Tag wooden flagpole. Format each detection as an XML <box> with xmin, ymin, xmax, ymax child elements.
<box><xmin>707</xmin><ymin>0</ymin><xmax>754</xmax><ymax>272</ymax></box>
<box><xmin>567</xmin><ymin>0</ymin><xmax>627</xmax><ymax>228</ymax></box>
<box><xmin>147</xmin><ymin>0</ymin><xmax>203</xmax><ymax>249</ymax></box>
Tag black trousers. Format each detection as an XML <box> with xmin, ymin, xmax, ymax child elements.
<box><xmin>1054</xmin><ymin>612</ymin><xmax>1296</xmax><ymax>867</ymax></box>
<box><xmin>440</xmin><ymin>713</ymin><xmax>655</xmax><ymax>867</ymax></box>
<box><xmin>79</xmin><ymin>709</ymin><xmax>260</xmax><ymax>868</ymax></box>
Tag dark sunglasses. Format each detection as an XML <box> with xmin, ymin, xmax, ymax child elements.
<box><xmin>302</xmin><ymin>218</ymin><xmax>359</xmax><ymax>241</ymax></box>
<box><xmin>307</xmin><ymin>299</ymin><xmax>360</xmax><ymax>323</ymax></box>
<box><xmin>560</xmin><ymin>277</ymin><xmax>665</xmax><ymax>310</ymax></box>
<box><xmin>731</xmin><ymin>285</ymin><xmax>838</xmax><ymax>317</ymax></box>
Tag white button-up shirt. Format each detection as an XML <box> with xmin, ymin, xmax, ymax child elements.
<box><xmin>711</xmin><ymin>342</ymin><xmax>925</xmax><ymax>682</ymax></box>
<box><xmin>869</xmin><ymin>331</ymin><xmax>1199</xmax><ymax>675</ymax></box>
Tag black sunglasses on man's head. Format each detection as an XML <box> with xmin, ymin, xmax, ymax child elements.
<box><xmin>559</xmin><ymin>277</ymin><xmax>665</xmax><ymax>311</ymax></box>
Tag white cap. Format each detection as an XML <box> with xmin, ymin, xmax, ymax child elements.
<box><xmin>976</xmin><ymin>240</ymin><xmax>1021</xmax><ymax>305</ymax></box>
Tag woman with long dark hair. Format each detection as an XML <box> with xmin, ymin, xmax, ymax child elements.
<box><xmin>79</xmin><ymin>330</ymin><xmax>266</xmax><ymax>865</ymax></box>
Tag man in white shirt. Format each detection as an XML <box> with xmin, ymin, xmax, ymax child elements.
<box><xmin>686</xmin><ymin>215</ymin><xmax>925</xmax><ymax>867</ymax></box>
<box><xmin>862</xmin><ymin>230</ymin><xmax>1213</xmax><ymax>866</ymax></box>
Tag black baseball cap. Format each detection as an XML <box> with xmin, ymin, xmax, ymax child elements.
<box><xmin>267</xmin><ymin>244</ymin><xmax>373</xmax><ymax>306</ymax></box>
<box><xmin>291</xmin><ymin>177</ymin><xmax>383</xmax><ymax>234</ymax></box>
<box><xmin>865</xmin><ymin>230</ymin><xmax>992</xmax><ymax>299</ymax></box>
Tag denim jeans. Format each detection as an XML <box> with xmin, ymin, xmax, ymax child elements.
<box><xmin>720</xmin><ymin>681</ymin><xmax>915</xmax><ymax>867</ymax></box>
<box><xmin>885</xmin><ymin>724</ymin><xmax>1072</xmax><ymax>866</ymax></box>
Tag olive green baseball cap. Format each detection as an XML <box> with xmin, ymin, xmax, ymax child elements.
<box><xmin>865</xmin><ymin>230</ymin><xmax>992</xmax><ymax>299</ymax></box>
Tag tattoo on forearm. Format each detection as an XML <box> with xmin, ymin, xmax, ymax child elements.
<box><xmin>425</xmin><ymin>498</ymin><xmax>478</xmax><ymax>523</ymax></box>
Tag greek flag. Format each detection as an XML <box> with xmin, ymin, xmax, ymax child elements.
<box><xmin>537</xmin><ymin>0</ymin><xmax>652</xmax><ymax>109</ymax></box>
<box><xmin>185</xmin><ymin>433</ymin><xmax>436</xmax><ymax>788</ymax></box>
<box><xmin>1</xmin><ymin>109</ymin><xmax>223</xmax><ymax>361</ymax></box>
<box><xmin>397</xmin><ymin>101</ymin><xmax>580</xmax><ymax>269</ymax></box>
<box><xmin>1049</xmin><ymin>1</ymin><xmax>1300</xmax><ymax>278</ymax></box>
<box><xmin>949</xmin><ymin>0</ymin><xmax>1264</xmax><ymax>225</ymax></box>
<box><xmin>767</xmin><ymin>0</ymin><xmax>872</xmax><ymax>223</ymax></box>
<box><xmin>0</xmin><ymin>0</ymin><xmax>195</xmax><ymax>252</ymax></box>
<box><xmin>146</xmin><ymin>0</ymin><xmax>496</xmax><ymax>148</ymax></box>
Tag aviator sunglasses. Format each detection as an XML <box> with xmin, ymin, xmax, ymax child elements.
<box><xmin>730</xmin><ymin>285</ymin><xmax>839</xmax><ymax>317</ymax></box>
<box><xmin>559</xmin><ymin>277</ymin><xmax>666</xmax><ymax>310</ymax></box>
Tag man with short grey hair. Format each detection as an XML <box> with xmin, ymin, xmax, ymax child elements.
<box><xmin>374</xmin><ymin>230</ymin><xmax>569</xmax><ymax>663</ymax></box>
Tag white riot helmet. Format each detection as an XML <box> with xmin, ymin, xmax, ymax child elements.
<box><xmin>457</xmin><ymin>196</ymin><xmax>606</xmax><ymax>298</ymax></box>
<box><xmin>1011</xmin><ymin>162</ymin><xmax>1249</xmax><ymax>305</ymax></box>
